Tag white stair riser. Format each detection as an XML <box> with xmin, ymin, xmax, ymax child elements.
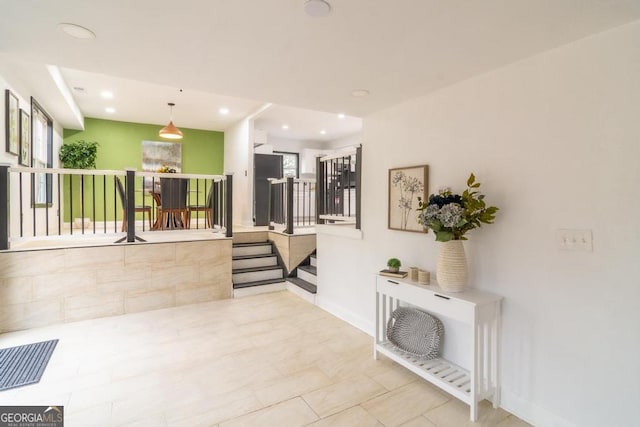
<box><xmin>233</xmin><ymin>256</ymin><xmax>277</xmax><ymax>270</ymax></box>
<box><xmin>233</xmin><ymin>269</ymin><xmax>283</xmax><ymax>283</ymax></box>
<box><xmin>232</xmin><ymin>245</ymin><xmax>272</xmax><ymax>257</ymax></box>
<box><xmin>286</xmin><ymin>282</ymin><xmax>316</xmax><ymax>304</ymax></box>
<box><xmin>234</xmin><ymin>282</ymin><xmax>287</xmax><ymax>298</ymax></box>
<box><xmin>310</xmin><ymin>256</ymin><xmax>317</xmax><ymax>267</ymax></box>
<box><xmin>298</xmin><ymin>269</ymin><xmax>317</xmax><ymax>285</ymax></box>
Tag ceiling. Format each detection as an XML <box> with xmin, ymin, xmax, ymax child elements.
<box><xmin>1</xmin><ymin>0</ymin><xmax>639</xmax><ymax>137</ymax></box>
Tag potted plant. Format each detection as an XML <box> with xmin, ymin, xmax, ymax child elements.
<box><xmin>59</xmin><ymin>140</ymin><xmax>99</xmax><ymax>229</ymax></box>
<box><xmin>387</xmin><ymin>257</ymin><xmax>402</xmax><ymax>273</ymax></box>
<box><xmin>417</xmin><ymin>173</ymin><xmax>498</xmax><ymax>291</ymax></box>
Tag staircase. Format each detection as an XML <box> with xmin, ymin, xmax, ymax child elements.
<box><xmin>286</xmin><ymin>253</ymin><xmax>317</xmax><ymax>303</ymax></box>
<box><xmin>232</xmin><ymin>242</ymin><xmax>286</xmax><ymax>297</ymax></box>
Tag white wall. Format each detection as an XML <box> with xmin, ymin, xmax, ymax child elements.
<box><xmin>1</xmin><ymin>73</ymin><xmax>63</xmax><ymax>241</ymax></box>
<box><xmin>224</xmin><ymin>118</ymin><xmax>253</xmax><ymax>226</ymax></box>
<box><xmin>325</xmin><ymin>133</ymin><xmax>361</xmax><ymax>151</ymax></box>
<box><xmin>317</xmin><ymin>21</ymin><xmax>640</xmax><ymax>427</ymax></box>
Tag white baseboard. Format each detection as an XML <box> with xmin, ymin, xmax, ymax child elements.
<box><xmin>233</xmin><ymin>282</ymin><xmax>286</xmax><ymax>298</ymax></box>
<box><xmin>500</xmin><ymin>387</ymin><xmax>576</xmax><ymax>427</ymax></box>
<box><xmin>315</xmin><ymin>295</ymin><xmax>373</xmax><ymax>336</ymax></box>
<box><xmin>286</xmin><ymin>282</ymin><xmax>315</xmax><ymax>304</ymax></box>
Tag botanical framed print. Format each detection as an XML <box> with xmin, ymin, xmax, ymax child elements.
<box><xmin>19</xmin><ymin>109</ymin><xmax>31</xmax><ymax>166</ymax></box>
<box><xmin>5</xmin><ymin>89</ymin><xmax>19</xmax><ymax>155</ymax></box>
<box><xmin>388</xmin><ymin>164</ymin><xmax>428</xmax><ymax>232</ymax></box>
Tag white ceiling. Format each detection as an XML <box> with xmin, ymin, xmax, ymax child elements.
<box><xmin>1</xmin><ymin>0</ymin><xmax>639</xmax><ymax>138</ymax></box>
<box><xmin>254</xmin><ymin>105</ymin><xmax>361</xmax><ymax>142</ymax></box>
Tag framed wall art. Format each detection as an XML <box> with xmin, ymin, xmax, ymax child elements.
<box><xmin>388</xmin><ymin>164</ymin><xmax>428</xmax><ymax>232</ymax></box>
<box><xmin>19</xmin><ymin>109</ymin><xmax>31</xmax><ymax>166</ymax></box>
<box><xmin>5</xmin><ymin>89</ymin><xmax>19</xmax><ymax>155</ymax></box>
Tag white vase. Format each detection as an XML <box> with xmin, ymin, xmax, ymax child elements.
<box><xmin>436</xmin><ymin>240</ymin><xmax>468</xmax><ymax>292</ymax></box>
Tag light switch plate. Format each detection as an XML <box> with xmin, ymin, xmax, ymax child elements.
<box><xmin>557</xmin><ymin>229</ymin><xmax>593</xmax><ymax>252</ymax></box>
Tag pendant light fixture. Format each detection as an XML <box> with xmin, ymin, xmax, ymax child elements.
<box><xmin>159</xmin><ymin>102</ymin><xmax>183</xmax><ymax>140</ymax></box>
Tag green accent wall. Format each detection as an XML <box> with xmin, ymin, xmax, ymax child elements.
<box><xmin>62</xmin><ymin>117</ymin><xmax>224</xmax><ymax>223</ymax></box>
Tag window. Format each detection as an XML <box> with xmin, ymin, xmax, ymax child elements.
<box><xmin>274</xmin><ymin>151</ymin><xmax>299</xmax><ymax>178</ymax></box>
<box><xmin>31</xmin><ymin>98</ymin><xmax>53</xmax><ymax>206</ymax></box>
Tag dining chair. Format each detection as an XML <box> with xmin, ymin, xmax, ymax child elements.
<box><xmin>186</xmin><ymin>184</ymin><xmax>214</xmax><ymax>228</ymax></box>
<box><xmin>159</xmin><ymin>177</ymin><xmax>188</xmax><ymax>229</ymax></box>
<box><xmin>114</xmin><ymin>176</ymin><xmax>152</xmax><ymax>231</ymax></box>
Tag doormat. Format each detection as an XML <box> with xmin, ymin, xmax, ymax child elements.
<box><xmin>0</xmin><ymin>339</ymin><xmax>58</xmax><ymax>391</ymax></box>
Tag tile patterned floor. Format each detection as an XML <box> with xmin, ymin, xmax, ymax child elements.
<box><xmin>0</xmin><ymin>291</ymin><xmax>532</xmax><ymax>426</ymax></box>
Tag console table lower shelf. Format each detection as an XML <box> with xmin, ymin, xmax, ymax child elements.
<box><xmin>374</xmin><ymin>274</ymin><xmax>503</xmax><ymax>421</ymax></box>
<box><xmin>375</xmin><ymin>341</ymin><xmax>472</xmax><ymax>403</ymax></box>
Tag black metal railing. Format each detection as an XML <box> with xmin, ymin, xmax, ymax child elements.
<box><xmin>316</xmin><ymin>146</ymin><xmax>361</xmax><ymax>229</ymax></box>
<box><xmin>267</xmin><ymin>177</ymin><xmax>316</xmax><ymax>234</ymax></box>
<box><xmin>0</xmin><ymin>165</ymin><xmax>232</xmax><ymax>249</ymax></box>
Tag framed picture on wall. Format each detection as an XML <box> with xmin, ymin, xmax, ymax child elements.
<box><xmin>5</xmin><ymin>89</ymin><xmax>19</xmax><ymax>155</ymax></box>
<box><xmin>388</xmin><ymin>164</ymin><xmax>428</xmax><ymax>232</ymax></box>
<box><xmin>19</xmin><ymin>109</ymin><xmax>31</xmax><ymax>166</ymax></box>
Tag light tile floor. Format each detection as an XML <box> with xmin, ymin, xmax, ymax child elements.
<box><xmin>0</xmin><ymin>291</ymin><xmax>532</xmax><ymax>427</ymax></box>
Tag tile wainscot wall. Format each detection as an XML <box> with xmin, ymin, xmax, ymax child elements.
<box><xmin>0</xmin><ymin>239</ymin><xmax>232</xmax><ymax>332</ymax></box>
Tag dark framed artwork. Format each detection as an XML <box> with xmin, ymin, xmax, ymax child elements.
<box><xmin>5</xmin><ymin>89</ymin><xmax>19</xmax><ymax>155</ymax></box>
<box><xmin>19</xmin><ymin>109</ymin><xmax>31</xmax><ymax>166</ymax></box>
<box><xmin>388</xmin><ymin>164</ymin><xmax>428</xmax><ymax>232</ymax></box>
<box><xmin>31</xmin><ymin>97</ymin><xmax>53</xmax><ymax>206</ymax></box>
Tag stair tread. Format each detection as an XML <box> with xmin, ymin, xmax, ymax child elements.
<box><xmin>233</xmin><ymin>253</ymin><xmax>275</xmax><ymax>260</ymax></box>
<box><xmin>234</xmin><ymin>278</ymin><xmax>286</xmax><ymax>289</ymax></box>
<box><xmin>233</xmin><ymin>265</ymin><xmax>283</xmax><ymax>274</ymax></box>
<box><xmin>232</xmin><ymin>242</ymin><xmax>271</xmax><ymax>247</ymax></box>
<box><xmin>287</xmin><ymin>277</ymin><xmax>317</xmax><ymax>294</ymax></box>
<box><xmin>298</xmin><ymin>265</ymin><xmax>317</xmax><ymax>275</ymax></box>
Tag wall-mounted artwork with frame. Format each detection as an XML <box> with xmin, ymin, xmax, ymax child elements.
<box><xmin>19</xmin><ymin>109</ymin><xmax>31</xmax><ymax>166</ymax></box>
<box><xmin>5</xmin><ymin>89</ymin><xmax>19</xmax><ymax>155</ymax></box>
<box><xmin>388</xmin><ymin>164</ymin><xmax>428</xmax><ymax>232</ymax></box>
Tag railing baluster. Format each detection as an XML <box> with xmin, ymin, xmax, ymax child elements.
<box><xmin>57</xmin><ymin>174</ymin><xmax>61</xmax><ymax>235</ymax></box>
<box><xmin>81</xmin><ymin>174</ymin><xmax>85</xmax><ymax>234</ymax></box>
<box><xmin>103</xmin><ymin>175</ymin><xmax>107</xmax><ymax>233</ymax></box>
<box><xmin>0</xmin><ymin>165</ymin><xmax>9</xmax><ymax>250</ymax></box>
<box><xmin>18</xmin><ymin>173</ymin><xmax>23</xmax><ymax>237</ymax></box>
<box><xmin>45</xmin><ymin>173</ymin><xmax>50</xmax><ymax>236</ymax></box>
<box><xmin>92</xmin><ymin>174</ymin><xmax>96</xmax><ymax>234</ymax></box>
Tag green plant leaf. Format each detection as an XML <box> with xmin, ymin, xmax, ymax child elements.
<box><xmin>467</xmin><ymin>173</ymin><xmax>475</xmax><ymax>187</ymax></box>
<box><xmin>435</xmin><ymin>231</ymin><xmax>454</xmax><ymax>242</ymax></box>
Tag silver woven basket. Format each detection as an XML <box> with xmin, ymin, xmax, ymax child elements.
<box><xmin>386</xmin><ymin>307</ymin><xmax>444</xmax><ymax>359</ymax></box>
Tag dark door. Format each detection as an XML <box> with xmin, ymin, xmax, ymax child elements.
<box><xmin>254</xmin><ymin>154</ymin><xmax>283</xmax><ymax>226</ymax></box>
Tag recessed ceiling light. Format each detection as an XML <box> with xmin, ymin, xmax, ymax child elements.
<box><xmin>338</xmin><ymin>113</ymin><xmax>345</xmax><ymax>119</ymax></box>
<box><xmin>219</xmin><ymin>107</ymin><xmax>229</xmax><ymax>115</ymax></box>
<box><xmin>320</xmin><ymin>130</ymin><xmax>327</xmax><ymax>135</ymax></box>
<box><xmin>304</xmin><ymin>0</ymin><xmax>331</xmax><ymax>17</ymax></box>
<box><xmin>351</xmin><ymin>89</ymin><xmax>370</xmax><ymax>97</ymax></box>
<box><xmin>100</xmin><ymin>90</ymin><xmax>113</xmax><ymax>99</ymax></box>
<box><xmin>58</xmin><ymin>23</ymin><xmax>96</xmax><ymax>39</ymax></box>
<box><xmin>105</xmin><ymin>107</ymin><xmax>115</xmax><ymax>114</ymax></box>
<box><xmin>282</xmin><ymin>124</ymin><xmax>289</xmax><ymax>130</ymax></box>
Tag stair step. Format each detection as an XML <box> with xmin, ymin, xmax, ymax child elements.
<box><xmin>234</xmin><ymin>278</ymin><xmax>286</xmax><ymax>289</ymax></box>
<box><xmin>298</xmin><ymin>265</ymin><xmax>317</xmax><ymax>275</ymax></box>
<box><xmin>233</xmin><ymin>266</ymin><xmax>283</xmax><ymax>284</ymax></box>
<box><xmin>232</xmin><ymin>241</ymin><xmax>270</xmax><ymax>247</ymax></box>
<box><xmin>310</xmin><ymin>254</ymin><xmax>317</xmax><ymax>267</ymax></box>
<box><xmin>232</xmin><ymin>253</ymin><xmax>275</xmax><ymax>260</ymax></box>
<box><xmin>232</xmin><ymin>242</ymin><xmax>273</xmax><ymax>257</ymax></box>
<box><xmin>287</xmin><ymin>277</ymin><xmax>317</xmax><ymax>294</ymax></box>
<box><xmin>297</xmin><ymin>267</ymin><xmax>316</xmax><ymax>286</ymax></box>
<box><xmin>232</xmin><ymin>254</ymin><xmax>278</xmax><ymax>269</ymax></box>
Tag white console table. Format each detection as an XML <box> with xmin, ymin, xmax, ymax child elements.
<box><xmin>374</xmin><ymin>275</ymin><xmax>502</xmax><ymax>421</ymax></box>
